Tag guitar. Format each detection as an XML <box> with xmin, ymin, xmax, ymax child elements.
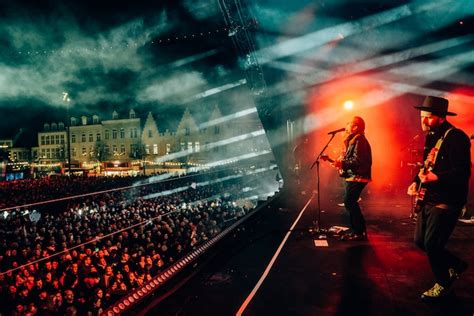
<box><xmin>412</xmin><ymin>148</ymin><xmax>437</xmax><ymax>213</ymax></box>
<box><xmin>320</xmin><ymin>154</ymin><xmax>347</xmax><ymax>177</ymax></box>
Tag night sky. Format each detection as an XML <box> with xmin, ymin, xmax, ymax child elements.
<box><xmin>0</xmin><ymin>0</ymin><xmax>243</xmax><ymax>139</ymax></box>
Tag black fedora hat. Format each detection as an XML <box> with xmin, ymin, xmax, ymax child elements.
<box><xmin>414</xmin><ymin>96</ymin><xmax>456</xmax><ymax>116</ymax></box>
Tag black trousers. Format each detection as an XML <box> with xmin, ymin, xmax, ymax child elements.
<box><xmin>343</xmin><ymin>181</ymin><xmax>367</xmax><ymax>235</ymax></box>
<box><xmin>414</xmin><ymin>204</ymin><xmax>463</xmax><ymax>287</ymax></box>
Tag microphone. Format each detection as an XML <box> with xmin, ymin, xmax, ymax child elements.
<box><xmin>327</xmin><ymin>128</ymin><xmax>346</xmax><ymax>135</ymax></box>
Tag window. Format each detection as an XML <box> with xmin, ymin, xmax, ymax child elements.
<box><xmin>105</xmin><ymin>129</ymin><xmax>109</xmax><ymax>140</ymax></box>
<box><xmin>188</xmin><ymin>142</ymin><xmax>193</xmax><ymax>153</ymax></box>
<box><xmin>60</xmin><ymin>135</ymin><xmax>65</xmax><ymax>144</ymax></box>
<box><xmin>180</xmin><ymin>142</ymin><xmax>185</xmax><ymax>152</ymax></box>
<box><xmin>72</xmin><ymin>148</ymin><xmax>76</xmax><ymax>157</ymax></box>
<box><xmin>81</xmin><ymin>116</ymin><xmax>87</xmax><ymax>126</ymax></box>
<box><xmin>166</xmin><ymin>144</ymin><xmax>171</xmax><ymax>155</ymax></box>
<box><xmin>92</xmin><ymin>115</ymin><xmax>99</xmax><ymax>124</ymax></box>
<box><xmin>145</xmin><ymin>144</ymin><xmax>150</xmax><ymax>154</ymax></box>
<box><xmin>82</xmin><ymin>147</ymin><xmax>86</xmax><ymax>155</ymax></box>
<box><xmin>46</xmin><ymin>148</ymin><xmax>50</xmax><ymax>159</ymax></box>
<box><xmin>148</xmin><ymin>130</ymin><xmax>153</xmax><ymax>138</ymax></box>
<box><xmin>112</xmin><ymin>129</ymin><xmax>117</xmax><ymax>139</ymax></box>
<box><xmin>195</xmin><ymin>142</ymin><xmax>200</xmax><ymax>152</ymax></box>
<box><xmin>55</xmin><ymin>135</ymin><xmax>60</xmax><ymax>144</ymax></box>
<box><xmin>153</xmin><ymin>144</ymin><xmax>158</xmax><ymax>155</ymax></box>
<box><xmin>120</xmin><ymin>128</ymin><xmax>125</xmax><ymax>139</ymax></box>
<box><xmin>120</xmin><ymin>144</ymin><xmax>125</xmax><ymax>154</ymax></box>
<box><xmin>89</xmin><ymin>134</ymin><xmax>93</xmax><ymax>142</ymax></box>
<box><xmin>185</xmin><ymin>127</ymin><xmax>190</xmax><ymax>136</ymax></box>
<box><xmin>96</xmin><ymin>133</ymin><xmax>101</xmax><ymax>141</ymax></box>
<box><xmin>132</xmin><ymin>128</ymin><xmax>138</xmax><ymax>138</ymax></box>
<box><xmin>41</xmin><ymin>136</ymin><xmax>45</xmax><ymax>145</ymax></box>
<box><xmin>81</xmin><ymin>134</ymin><xmax>86</xmax><ymax>142</ymax></box>
<box><xmin>112</xmin><ymin>145</ymin><xmax>117</xmax><ymax>154</ymax></box>
<box><xmin>112</xmin><ymin>111</ymin><xmax>118</xmax><ymax>119</ymax></box>
<box><xmin>45</xmin><ymin>135</ymin><xmax>50</xmax><ymax>145</ymax></box>
<box><xmin>71</xmin><ymin>134</ymin><xmax>76</xmax><ymax>143</ymax></box>
<box><xmin>129</xmin><ymin>109</ymin><xmax>136</xmax><ymax>119</ymax></box>
<box><xmin>104</xmin><ymin>145</ymin><xmax>109</xmax><ymax>154</ymax></box>
<box><xmin>214</xmin><ymin>126</ymin><xmax>220</xmax><ymax>134</ymax></box>
<box><xmin>130</xmin><ymin>144</ymin><xmax>138</xmax><ymax>157</ymax></box>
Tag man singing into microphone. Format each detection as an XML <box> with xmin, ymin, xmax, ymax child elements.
<box><xmin>331</xmin><ymin>116</ymin><xmax>372</xmax><ymax>241</ymax></box>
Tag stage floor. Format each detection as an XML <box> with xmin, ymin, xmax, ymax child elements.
<box><xmin>143</xmin><ymin>188</ymin><xmax>474</xmax><ymax>316</ymax></box>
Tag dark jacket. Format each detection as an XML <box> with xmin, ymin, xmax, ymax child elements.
<box><xmin>341</xmin><ymin>132</ymin><xmax>372</xmax><ymax>181</ymax></box>
<box><xmin>417</xmin><ymin>121</ymin><xmax>471</xmax><ymax>207</ymax></box>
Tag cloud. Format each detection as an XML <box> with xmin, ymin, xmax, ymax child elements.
<box><xmin>0</xmin><ymin>9</ymin><xmax>173</xmax><ymax>108</ymax></box>
<box><xmin>137</xmin><ymin>71</ymin><xmax>207</xmax><ymax>103</ymax></box>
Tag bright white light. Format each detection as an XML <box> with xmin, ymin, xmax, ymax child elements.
<box><xmin>343</xmin><ymin>100</ymin><xmax>354</xmax><ymax>110</ymax></box>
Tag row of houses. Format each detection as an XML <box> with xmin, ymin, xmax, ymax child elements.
<box><xmin>0</xmin><ymin>106</ymin><xmax>269</xmax><ymax>178</ymax></box>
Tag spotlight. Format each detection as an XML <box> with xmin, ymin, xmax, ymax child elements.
<box><xmin>343</xmin><ymin>100</ymin><xmax>354</xmax><ymax>110</ymax></box>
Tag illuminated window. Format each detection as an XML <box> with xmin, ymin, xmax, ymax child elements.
<box><xmin>153</xmin><ymin>144</ymin><xmax>158</xmax><ymax>154</ymax></box>
<box><xmin>120</xmin><ymin>128</ymin><xmax>125</xmax><ymax>139</ymax></box>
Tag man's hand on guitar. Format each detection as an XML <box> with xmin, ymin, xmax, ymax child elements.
<box><xmin>418</xmin><ymin>170</ymin><xmax>438</xmax><ymax>183</ymax></box>
<box><xmin>407</xmin><ymin>182</ymin><xmax>417</xmax><ymax>196</ymax></box>
<box><xmin>331</xmin><ymin>158</ymin><xmax>342</xmax><ymax>169</ymax></box>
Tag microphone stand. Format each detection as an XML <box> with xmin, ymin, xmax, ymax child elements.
<box><xmin>309</xmin><ymin>133</ymin><xmax>337</xmax><ymax>235</ymax></box>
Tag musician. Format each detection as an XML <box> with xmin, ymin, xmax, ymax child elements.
<box><xmin>331</xmin><ymin>116</ymin><xmax>372</xmax><ymax>241</ymax></box>
<box><xmin>407</xmin><ymin>96</ymin><xmax>471</xmax><ymax>300</ymax></box>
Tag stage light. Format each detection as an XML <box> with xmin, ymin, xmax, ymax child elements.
<box><xmin>343</xmin><ymin>100</ymin><xmax>354</xmax><ymax>110</ymax></box>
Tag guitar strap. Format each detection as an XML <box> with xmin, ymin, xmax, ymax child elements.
<box><xmin>430</xmin><ymin>127</ymin><xmax>454</xmax><ymax>167</ymax></box>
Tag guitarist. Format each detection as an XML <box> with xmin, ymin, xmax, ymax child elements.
<box><xmin>328</xmin><ymin>116</ymin><xmax>372</xmax><ymax>241</ymax></box>
<box><xmin>407</xmin><ymin>96</ymin><xmax>471</xmax><ymax>301</ymax></box>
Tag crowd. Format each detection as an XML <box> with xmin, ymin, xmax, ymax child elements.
<box><xmin>0</xmin><ymin>176</ymin><xmax>151</xmax><ymax>210</ymax></box>
<box><xmin>0</xmin><ymin>166</ymin><xmax>277</xmax><ymax>315</ymax></box>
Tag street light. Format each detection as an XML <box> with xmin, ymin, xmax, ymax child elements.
<box><xmin>62</xmin><ymin>92</ymin><xmax>71</xmax><ymax>175</ymax></box>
